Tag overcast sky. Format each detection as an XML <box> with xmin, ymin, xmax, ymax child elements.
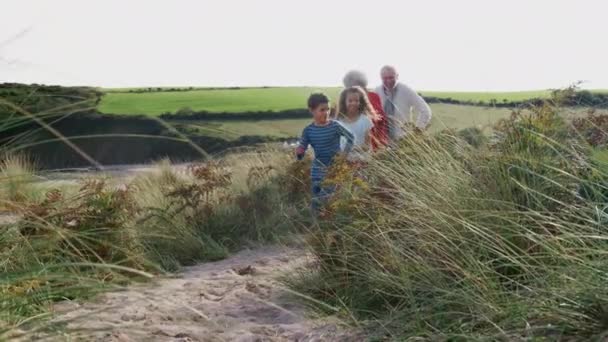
<box><xmin>1</xmin><ymin>0</ymin><xmax>607</xmax><ymax>91</ymax></box>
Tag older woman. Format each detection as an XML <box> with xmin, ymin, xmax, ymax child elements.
<box><xmin>342</xmin><ymin>70</ymin><xmax>389</xmax><ymax>149</ymax></box>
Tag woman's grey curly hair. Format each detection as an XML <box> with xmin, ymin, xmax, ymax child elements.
<box><xmin>342</xmin><ymin>70</ymin><xmax>368</xmax><ymax>89</ymax></box>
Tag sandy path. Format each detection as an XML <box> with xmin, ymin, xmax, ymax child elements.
<box><xmin>35</xmin><ymin>163</ymin><xmax>194</xmax><ymax>184</ymax></box>
<box><xmin>37</xmin><ymin>246</ymin><xmax>363</xmax><ymax>342</ymax></box>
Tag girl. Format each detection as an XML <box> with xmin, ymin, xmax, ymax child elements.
<box><xmin>342</xmin><ymin>70</ymin><xmax>389</xmax><ymax>149</ymax></box>
<box><xmin>336</xmin><ymin>86</ymin><xmax>378</xmax><ymax>161</ymax></box>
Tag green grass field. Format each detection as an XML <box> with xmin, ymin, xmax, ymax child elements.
<box><xmin>172</xmin><ymin>104</ymin><xmax>514</xmax><ymax>140</ymax></box>
<box><xmin>99</xmin><ymin>87</ymin><xmax>340</xmax><ymax>115</ymax></box>
<box><xmin>98</xmin><ymin>87</ymin><xmax>572</xmax><ymax>115</ymax></box>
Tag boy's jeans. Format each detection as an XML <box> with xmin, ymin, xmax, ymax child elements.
<box><xmin>311</xmin><ymin>179</ymin><xmax>335</xmax><ymax>215</ymax></box>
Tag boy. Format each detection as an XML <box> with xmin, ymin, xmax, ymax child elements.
<box><xmin>296</xmin><ymin>93</ymin><xmax>354</xmax><ymax>214</ymax></box>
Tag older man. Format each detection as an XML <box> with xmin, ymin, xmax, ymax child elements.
<box><xmin>342</xmin><ymin>70</ymin><xmax>388</xmax><ymax>149</ymax></box>
<box><xmin>375</xmin><ymin>65</ymin><xmax>432</xmax><ymax>140</ymax></box>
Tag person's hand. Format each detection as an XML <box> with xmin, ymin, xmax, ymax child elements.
<box><xmin>295</xmin><ymin>146</ymin><xmax>306</xmax><ymax>160</ymax></box>
<box><xmin>329</xmin><ymin>105</ymin><xmax>337</xmax><ymax>119</ymax></box>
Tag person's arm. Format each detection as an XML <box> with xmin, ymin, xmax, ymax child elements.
<box><xmin>405</xmin><ymin>87</ymin><xmax>432</xmax><ymax>129</ymax></box>
<box><xmin>367</xmin><ymin>91</ymin><xmax>389</xmax><ymax>147</ymax></box>
<box><xmin>329</xmin><ymin>104</ymin><xmax>338</xmax><ymax>120</ymax></box>
<box><xmin>363</xmin><ymin>116</ymin><xmax>373</xmax><ymax>151</ymax></box>
<box><xmin>296</xmin><ymin>127</ymin><xmax>309</xmax><ymax>160</ymax></box>
<box><xmin>364</xmin><ymin>131</ymin><xmax>372</xmax><ymax>151</ymax></box>
<box><xmin>367</xmin><ymin>91</ymin><xmax>384</xmax><ymax>117</ymax></box>
<box><xmin>335</xmin><ymin>121</ymin><xmax>354</xmax><ymax>154</ymax></box>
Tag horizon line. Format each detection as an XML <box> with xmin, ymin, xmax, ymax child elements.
<box><xmin>3</xmin><ymin>81</ymin><xmax>607</xmax><ymax>93</ymax></box>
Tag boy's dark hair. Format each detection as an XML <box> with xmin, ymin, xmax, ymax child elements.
<box><xmin>307</xmin><ymin>92</ymin><xmax>330</xmax><ymax>109</ymax></box>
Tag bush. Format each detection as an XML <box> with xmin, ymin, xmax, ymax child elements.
<box><xmin>489</xmin><ymin>104</ymin><xmax>590</xmax><ymax>212</ymax></box>
<box><xmin>571</xmin><ymin>111</ymin><xmax>608</xmax><ymax>148</ymax></box>
<box><xmin>127</xmin><ymin>162</ymin><xmax>230</xmax><ymax>269</ymax></box>
<box><xmin>15</xmin><ymin>179</ymin><xmax>144</xmax><ymax>267</ymax></box>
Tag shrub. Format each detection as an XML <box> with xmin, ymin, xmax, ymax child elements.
<box><xmin>15</xmin><ymin>179</ymin><xmax>145</xmax><ymax>267</ymax></box>
<box><xmin>571</xmin><ymin>111</ymin><xmax>608</xmax><ymax>148</ymax></box>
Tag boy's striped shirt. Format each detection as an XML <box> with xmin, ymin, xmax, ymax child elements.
<box><xmin>298</xmin><ymin>120</ymin><xmax>354</xmax><ymax>181</ymax></box>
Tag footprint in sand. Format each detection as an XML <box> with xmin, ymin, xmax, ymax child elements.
<box><xmin>233</xmin><ymin>265</ymin><xmax>256</xmax><ymax>275</ymax></box>
<box><xmin>245</xmin><ymin>282</ymin><xmax>272</xmax><ymax>299</ymax></box>
<box><xmin>199</xmin><ymin>291</ymin><xmax>225</xmax><ymax>302</ymax></box>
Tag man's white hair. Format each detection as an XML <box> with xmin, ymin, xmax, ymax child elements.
<box><xmin>342</xmin><ymin>70</ymin><xmax>368</xmax><ymax>88</ymax></box>
<box><xmin>380</xmin><ymin>65</ymin><xmax>398</xmax><ymax>75</ymax></box>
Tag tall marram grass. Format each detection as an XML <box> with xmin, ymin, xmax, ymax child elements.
<box><xmin>0</xmin><ymin>154</ymin><xmax>36</xmax><ymax>206</ymax></box>
<box><xmin>293</xmin><ymin>90</ymin><xmax>608</xmax><ymax>340</ymax></box>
